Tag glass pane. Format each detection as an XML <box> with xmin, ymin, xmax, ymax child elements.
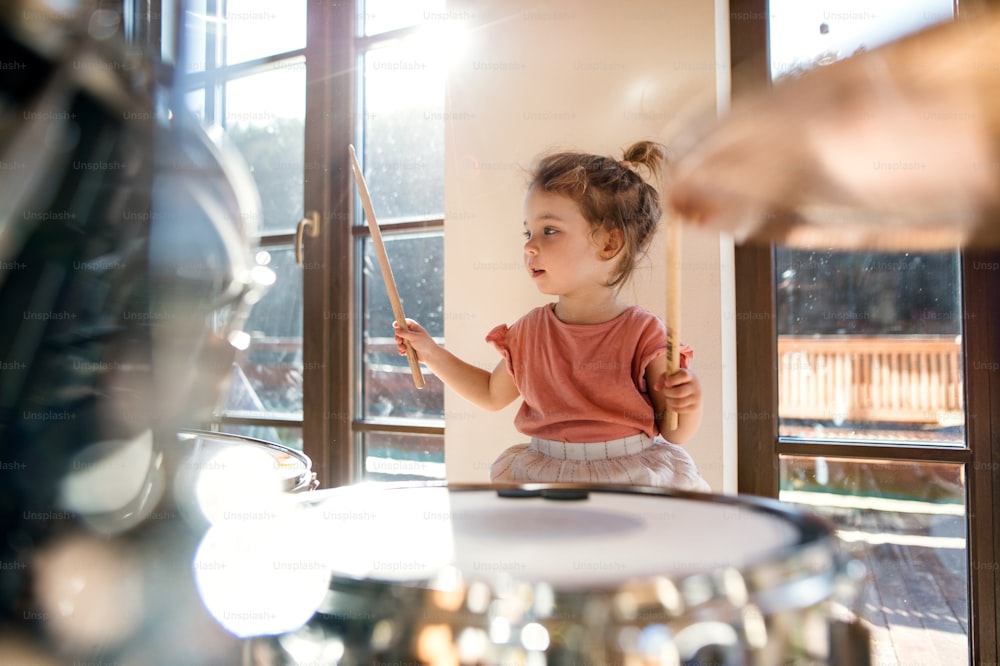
<box><xmin>361</xmin><ymin>42</ymin><xmax>444</xmax><ymax>221</ymax></box>
<box><xmin>184</xmin><ymin>89</ymin><xmax>205</xmax><ymax>122</ymax></box>
<box><xmin>180</xmin><ymin>0</ymin><xmax>208</xmax><ymax>73</ymax></box>
<box><xmin>225</xmin><ymin>0</ymin><xmax>306</xmax><ymax>65</ymax></box>
<box><xmin>769</xmin><ymin>2</ymin><xmax>962</xmax><ymax>447</ymax></box>
<box><xmin>222</xmin><ymin>246</ymin><xmax>303</xmax><ymax>419</ymax></box>
<box><xmin>224</xmin><ymin>65</ymin><xmax>305</xmax><ymax>233</ymax></box>
<box><xmin>362</xmin><ymin>0</ymin><xmax>446</xmax><ymax>36</ymax></box>
<box><xmin>780</xmin><ymin>456</ymin><xmax>968</xmax><ymax>665</ymax></box>
<box><xmin>361</xmin><ymin>233</ymin><xmax>444</xmax><ymax>420</ymax></box>
<box><xmin>363</xmin><ymin>432</ymin><xmax>444</xmax><ymax>481</ymax></box>
<box><xmin>768</xmin><ymin>0</ymin><xmax>954</xmax><ymax>81</ymax></box>
<box><xmin>776</xmin><ymin>249</ymin><xmax>963</xmax><ymax>445</ymax></box>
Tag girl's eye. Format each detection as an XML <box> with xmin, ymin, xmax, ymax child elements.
<box><xmin>523</xmin><ymin>227</ymin><xmax>557</xmax><ymax>240</ymax></box>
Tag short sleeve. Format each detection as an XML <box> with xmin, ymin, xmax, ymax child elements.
<box><xmin>679</xmin><ymin>342</ymin><xmax>693</xmax><ymax>369</ymax></box>
<box><xmin>486</xmin><ymin>324</ymin><xmax>514</xmax><ymax>374</ymax></box>
<box><xmin>636</xmin><ymin>341</ymin><xmax>694</xmax><ymax>392</ymax></box>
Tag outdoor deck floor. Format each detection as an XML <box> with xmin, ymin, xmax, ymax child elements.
<box><xmin>781</xmin><ymin>491</ymin><xmax>969</xmax><ymax>665</ymax></box>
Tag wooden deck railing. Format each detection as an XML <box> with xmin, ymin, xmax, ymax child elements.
<box><xmin>778</xmin><ymin>336</ymin><xmax>963</xmax><ymax>426</ymax></box>
<box><xmin>240</xmin><ymin>335</ymin><xmax>964</xmax><ymax>428</ymax></box>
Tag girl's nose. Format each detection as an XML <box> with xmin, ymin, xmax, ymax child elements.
<box><xmin>523</xmin><ymin>239</ymin><xmax>538</xmax><ymax>256</ymax></box>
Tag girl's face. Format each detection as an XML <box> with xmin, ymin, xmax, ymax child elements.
<box><xmin>522</xmin><ymin>188</ymin><xmax>619</xmax><ymax>296</ymax></box>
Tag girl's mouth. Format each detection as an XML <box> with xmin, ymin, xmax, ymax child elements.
<box><xmin>531</xmin><ymin>268</ymin><xmax>545</xmax><ymax>278</ymax></box>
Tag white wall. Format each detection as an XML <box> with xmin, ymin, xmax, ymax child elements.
<box><xmin>442</xmin><ymin>0</ymin><xmax>736</xmax><ymax>492</ymax></box>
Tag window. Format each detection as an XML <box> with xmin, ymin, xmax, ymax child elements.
<box><xmin>352</xmin><ymin>1</ymin><xmax>447</xmax><ymax>481</ymax></box>
<box><xmin>168</xmin><ymin>1</ymin><xmax>450</xmax><ymax>484</ymax></box>
<box><xmin>776</xmin><ymin>248</ymin><xmax>963</xmax><ymax>442</ymax></box>
<box><xmin>732</xmin><ymin>1</ymin><xmax>1000</xmax><ymax>663</ymax></box>
<box><xmin>171</xmin><ymin>0</ymin><xmax>308</xmax><ymax>448</ymax></box>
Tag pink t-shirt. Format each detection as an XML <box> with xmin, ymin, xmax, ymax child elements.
<box><xmin>486</xmin><ymin>304</ymin><xmax>693</xmax><ymax>443</ymax></box>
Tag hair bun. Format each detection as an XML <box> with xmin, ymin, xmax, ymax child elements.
<box><xmin>621</xmin><ymin>141</ymin><xmax>666</xmax><ymax>179</ymax></box>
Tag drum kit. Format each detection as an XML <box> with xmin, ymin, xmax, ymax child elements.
<box><xmin>5</xmin><ymin>0</ymin><xmax>999</xmax><ymax>663</ymax></box>
<box><xmin>235</xmin><ymin>483</ymin><xmax>868</xmax><ymax>666</ymax></box>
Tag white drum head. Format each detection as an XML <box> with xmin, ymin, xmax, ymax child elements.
<box><xmin>311</xmin><ymin>485</ymin><xmax>805</xmax><ymax>588</ymax></box>
<box><xmin>248</xmin><ymin>484</ymin><xmax>856</xmax><ymax>666</ymax></box>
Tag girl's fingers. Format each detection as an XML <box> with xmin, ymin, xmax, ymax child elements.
<box><xmin>393</xmin><ymin>318</ymin><xmax>421</xmax><ymax>331</ymax></box>
<box><xmin>660</xmin><ymin>383</ymin><xmax>697</xmax><ymax>399</ymax></box>
<box><xmin>666</xmin><ymin>395</ymin><xmax>699</xmax><ymax>411</ymax></box>
<box><xmin>394</xmin><ymin>322</ymin><xmax>420</xmax><ymax>342</ymax></box>
<box><xmin>661</xmin><ymin>369</ymin><xmax>694</xmax><ymax>388</ymax></box>
<box><xmin>393</xmin><ymin>319</ymin><xmax>424</xmax><ymax>357</ymax></box>
<box><xmin>661</xmin><ymin>382</ymin><xmax>701</xmax><ymax>412</ymax></box>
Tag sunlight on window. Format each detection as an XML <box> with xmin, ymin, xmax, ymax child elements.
<box><xmin>363</xmin><ymin>0</ymin><xmax>446</xmax><ymax>36</ymax></box>
<box><xmin>225</xmin><ymin>0</ymin><xmax>306</xmax><ymax>66</ymax></box>
<box><xmin>769</xmin><ymin>0</ymin><xmax>953</xmax><ymax>79</ymax></box>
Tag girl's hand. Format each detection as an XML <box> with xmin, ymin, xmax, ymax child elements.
<box><xmin>392</xmin><ymin>319</ymin><xmax>438</xmax><ymax>362</ymax></box>
<box><xmin>393</xmin><ymin>320</ymin><xmax>519</xmax><ymax>411</ymax></box>
<box><xmin>652</xmin><ymin>368</ymin><xmax>702</xmax><ymax>414</ymax></box>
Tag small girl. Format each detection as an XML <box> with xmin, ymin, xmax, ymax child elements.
<box><xmin>394</xmin><ymin>141</ymin><xmax>709</xmax><ymax>491</ymax></box>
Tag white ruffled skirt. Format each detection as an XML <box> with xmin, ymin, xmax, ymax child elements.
<box><xmin>489</xmin><ymin>433</ymin><xmax>711</xmax><ymax>492</ymax></box>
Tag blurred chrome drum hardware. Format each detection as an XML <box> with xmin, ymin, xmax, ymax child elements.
<box><xmin>171</xmin><ymin>430</ymin><xmax>316</xmax><ymax>528</ymax></box>
<box><xmin>176</xmin><ymin>430</ymin><xmax>315</xmax><ymax>491</ymax></box>
<box><xmin>247</xmin><ymin>483</ymin><xmax>870</xmax><ymax>665</ymax></box>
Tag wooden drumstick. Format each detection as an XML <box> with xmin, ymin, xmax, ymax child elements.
<box><xmin>665</xmin><ymin>212</ymin><xmax>681</xmax><ymax>431</ymax></box>
<box><xmin>348</xmin><ymin>145</ymin><xmax>425</xmax><ymax>389</ymax></box>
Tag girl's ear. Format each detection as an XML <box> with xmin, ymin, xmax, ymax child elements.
<box><xmin>599</xmin><ymin>228</ymin><xmax>625</xmax><ymax>259</ymax></box>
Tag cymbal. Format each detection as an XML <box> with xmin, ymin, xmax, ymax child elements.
<box><xmin>666</xmin><ymin>11</ymin><xmax>1000</xmax><ymax>250</ymax></box>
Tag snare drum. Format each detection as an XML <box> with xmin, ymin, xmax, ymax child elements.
<box><xmin>174</xmin><ymin>430</ymin><xmax>316</xmax><ymax>494</ymax></box>
<box><xmin>248</xmin><ymin>483</ymin><xmax>868</xmax><ymax>666</ymax></box>
<box><xmin>170</xmin><ymin>430</ymin><xmax>316</xmax><ymax>531</ymax></box>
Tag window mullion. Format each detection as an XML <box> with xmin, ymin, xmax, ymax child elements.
<box><xmin>961</xmin><ymin>247</ymin><xmax>1000</xmax><ymax>665</ymax></box>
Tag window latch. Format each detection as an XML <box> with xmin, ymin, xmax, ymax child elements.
<box><xmin>295</xmin><ymin>211</ymin><xmax>320</xmax><ymax>265</ymax></box>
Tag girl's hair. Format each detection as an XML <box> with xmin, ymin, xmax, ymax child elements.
<box><xmin>528</xmin><ymin>140</ymin><xmax>666</xmax><ymax>288</ymax></box>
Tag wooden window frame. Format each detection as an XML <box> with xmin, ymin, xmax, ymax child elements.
<box><xmin>162</xmin><ymin>1</ymin><xmax>443</xmax><ymax>489</ymax></box>
<box><xmin>168</xmin><ymin>1</ymin><xmax>313</xmax><ymax>448</ymax></box>
<box><xmin>304</xmin><ymin>3</ymin><xmax>446</xmax><ymax>488</ymax></box>
<box><xmin>301</xmin><ymin>0</ymin><xmax>354</xmax><ymax>488</ymax></box>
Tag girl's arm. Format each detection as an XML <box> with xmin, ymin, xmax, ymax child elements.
<box><xmin>394</xmin><ymin>319</ymin><xmax>520</xmax><ymax>411</ymax></box>
<box><xmin>645</xmin><ymin>354</ymin><xmax>703</xmax><ymax>444</ymax></box>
